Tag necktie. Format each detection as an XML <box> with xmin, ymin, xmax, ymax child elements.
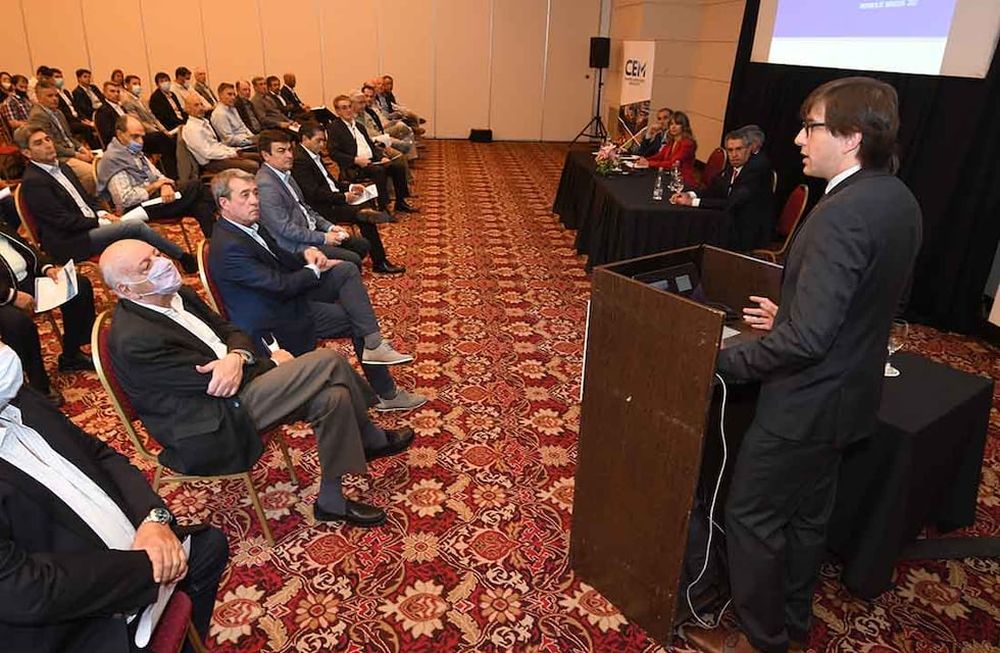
<box><xmin>728</xmin><ymin>168</ymin><xmax>740</xmax><ymax>195</ymax></box>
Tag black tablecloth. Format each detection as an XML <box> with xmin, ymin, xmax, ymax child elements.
<box><xmin>828</xmin><ymin>352</ymin><xmax>994</xmax><ymax>598</ymax></box>
<box><xmin>552</xmin><ymin>150</ymin><xmax>731</xmax><ymax>268</ymax></box>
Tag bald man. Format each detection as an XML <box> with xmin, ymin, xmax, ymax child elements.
<box><xmin>101</xmin><ymin>239</ymin><xmax>415</xmax><ymax>527</ymax></box>
<box><xmin>180</xmin><ymin>95</ymin><xmax>259</xmax><ymax>174</ymax></box>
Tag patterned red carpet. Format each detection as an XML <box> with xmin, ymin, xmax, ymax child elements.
<box><xmin>46</xmin><ymin>140</ymin><xmax>998</xmax><ymax>652</ymax></box>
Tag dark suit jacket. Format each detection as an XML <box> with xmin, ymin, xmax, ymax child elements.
<box><xmin>717</xmin><ymin>169</ymin><xmax>922</xmax><ymax>447</ymax></box>
<box><xmin>698</xmin><ymin>159</ymin><xmax>775</xmax><ymax>251</ymax></box>
<box><xmin>291</xmin><ymin>144</ymin><xmax>350</xmax><ymax>223</ymax></box>
<box><xmin>56</xmin><ymin>90</ymin><xmax>83</xmax><ymax>126</ymax></box>
<box><xmin>72</xmin><ymin>84</ymin><xmax>105</xmax><ymax>119</ymax></box>
<box><xmin>326</xmin><ymin>118</ymin><xmax>384</xmax><ymax>177</ymax></box>
<box><xmin>279</xmin><ymin>85</ymin><xmax>303</xmax><ymax>109</ymax></box>
<box><xmin>0</xmin><ymin>387</ymin><xmax>163</xmax><ymax>652</ymax></box>
<box><xmin>208</xmin><ymin>219</ymin><xmax>320</xmax><ymax>356</ymax></box>
<box><xmin>109</xmin><ymin>286</ymin><xmax>276</xmax><ymax>475</ymax></box>
<box><xmin>636</xmin><ymin>131</ymin><xmax>665</xmax><ymax>157</ymax></box>
<box><xmin>20</xmin><ymin>161</ymin><xmax>104</xmax><ymax>263</ymax></box>
<box><xmin>149</xmin><ymin>89</ymin><xmax>187</xmax><ymax>130</ymax></box>
<box><xmin>94</xmin><ymin>103</ymin><xmax>122</xmax><ymax>147</ymax></box>
<box><xmin>0</xmin><ymin>223</ymin><xmax>54</xmax><ymax>305</ymax></box>
<box><xmin>235</xmin><ymin>96</ymin><xmax>261</xmax><ymax>133</ymax></box>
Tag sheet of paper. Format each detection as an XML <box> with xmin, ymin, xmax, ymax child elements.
<box><xmin>0</xmin><ymin>187</ymin><xmax>11</xmax><ymax>201</ymax></box>
<box><xmin>289</xmin><ymin>123</ymin><xmax>301</xmax><ymax>133</ymax></box>
<box><xmin>34</xmin><ymin>260</ymin><xmax>79</xmax><ymax>313</ymax></box>
<box><xmin>310</xmin><ymin>105</ymin><xmax>327</xmax><ymax>111</ymax></box>
<box><xmin>348</xmin><ymin>184</ymin><xmax>378</xmax><ymax>206</ymax></box>
<box><xmin>90</xmin><ymin>149</ymin><xmax>103</xmax><ymax>157</ymax></box>
<box><xmin>120</xmin><ymin>205</ymin><xmax>149</xmax><ymax>222</ymax></box>
<box><xmin>721</xmin><ymin>326</ymin><xmax>740</xmax><ymax>341</ymax></box>
<box><xmin>373</xmin><ymin>133</ymin><xmax>392</xmax><ymax>146</ymax></box>
<box><xmin>141</xmin><ymin>191</ymin><xmax>182</xmax><ymax>208</ymax></box>
<box><xmin>134</xmin><ymin>536</ymin><xmax>191</xmax><ymax>648</ymax></box>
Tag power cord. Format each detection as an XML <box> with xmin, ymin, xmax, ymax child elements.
<box><xmin>684</xmin><ymin>372</ymin><xmax>733</xmax><ymax>628</ymax></box>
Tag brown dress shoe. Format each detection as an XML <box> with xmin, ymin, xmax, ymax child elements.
<box><xmin>682</xmin><ymin>625</ymin><xmax>762</xmax><ymax>653</ymax></box>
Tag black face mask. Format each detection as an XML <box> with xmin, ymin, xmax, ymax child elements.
<box><xmin>14</xmin><ymin>90</ymin><xmax>27</xmax><ymax>99</ymax></box>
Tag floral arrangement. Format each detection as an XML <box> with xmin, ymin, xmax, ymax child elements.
<box><xmin>594</xmin><ymin>143</ymin><xmax>621</xmax><ymax>176</ymax></box>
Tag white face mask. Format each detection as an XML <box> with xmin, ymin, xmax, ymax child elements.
<box><xmin>0</xmin><ymin>345</ymin><xmax>25</xmax><ymax>410</ymax></box>
<box><xmin>159</xmin><ymin>81</ymin><xmax>171</xmax><ymax>93</ymax></box>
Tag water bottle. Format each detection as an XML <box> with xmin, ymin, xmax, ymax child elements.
<box><xmin>652</xmin><ymin>169</ymin><xmax>664</xmax><ymax>201</ymax></box>
<box><xmin>670</xmin><ymin>161</ymin><xmax>683</xmax><ymax>194</ymax></box>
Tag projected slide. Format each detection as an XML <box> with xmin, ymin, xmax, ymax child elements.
<box><xmin>751</xmin><ymin>0</ymin><xmax>1000</xmax><ymax>78</ymax></box>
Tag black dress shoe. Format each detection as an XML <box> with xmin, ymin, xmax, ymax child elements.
<box><xmin>358</xmin><ymin>208</ymin><xmax>398</xmax><ymax>224</ymax></box>
<box><xmin>394</xmin><ymin>201</ymin><xmax>419</xmax><ymax>214</ymax></box>
<box><xmin>44</xmin><ymin>388</ymin><xmax>65</xmax><ymax>407</ymax></box>
<box><xmin>179</xmin><ymin>253</ymin><xmax>199</xmax><ymax>274</ymax></box>
<box><xmin>58</xmin><ymin>351</ymin><xmax>95</xmax><ymax>372</ymax></box>
<box><xmin>372</xmin><ymin>260</ymin><xmax>406</xmax><ymax>275</ymax></box>
<box><xmin>314</xmin><ymin>500</ymin><xmax>386</xmax><ymax>527</ymax></box>
<box><xmin>365</xmin><ymin>427</ymin><xmax>415</xmax><ymax>461</ymax></box>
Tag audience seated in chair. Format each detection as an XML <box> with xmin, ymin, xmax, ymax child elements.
<box><xmin>671</xmin><ymin>126</ymin><xmax>775</xmax><ymax>251</ymax></box>
<box><xmin>353</xmin><ymin>91</ymin><xmax>416</xmax><ymax>172</ymax></box>
<box><xmin>279</xmin><ymin>73</ymin><xmax>309</xmax><ymax>116</ymax></box>
<box><xmin>361</xmin><ymin>83</ymin><xmax>417</xmax><ymax>149</ymax></box>
<box><xmin>100</xmin><ymin>239</ymin><xmax>415</xmax><ymax>527</ymax></box>
<box><xmin>0</xmin><ymin>342</ymin><xmax>229</xmax><ymax>652</ymax></box>
<box><xmin>234</xmin><ymin>80</ymin><xmax>262</xmax><ymax>134</ymax></box>
<box><xmin>94</xmin><ymin>81</ymin><xmax>128</xmax><ymax>147</ymax></box>
<box><xmin>376</xmin><ymin>75</ymin><xmax>426</xmax><ymax>134</ymax></box>
<box><xmin>121</xmin><ymin>74</ymin><xmax>180</xmax><ymax>178</ymax></box>
<box><xmin>50</xmin><ymin>67</ymin><xmax>100</xmax><ymax>149</ymax></box>
<box><xmin>149</xmin><ymin>71</ymin><xmax>188</xmax><ymax>132</ymax></box>
<box><xmin>29</xmin><ymin>80</ymin><xmax>97</xmax><ymax>195</ymax></box>
<box><xmin>250</xmin><ymin>76</ymin><xmax>297</xmax><ymax>131</ymax></box>
<box><xmin>1</xmin><ymin>75</ymin><xmax>32</xmax><ymax>135</ymax></box>
<box><xmin>0</xmin><ymin>222</ymin><xmax>95</xmax><ymax>405</ymax></box>
<box><xmin>207</xmin><ymin>169</ymin><xmax>427</xmax><ymax>412</ymax></box>
<box><xmin>289</xmin><ymin>123</ymin><xmax>405</xmax><ymax>274</ymax></box>
<box><xmin>327</xmin><ymin>94</ymin><xmax>417</xmax><ymax>215</ymax></box>
<box><xmin>15</xmin><ymin>125</ymin><xmax>198</xmax><ymax>272</ymax></box>
<box><xmin>182</xmin><ymin>96</ymin><xmax>259</xmax><ymax>174</ymax></box>
<box><xmin>97</xmin><ymin>115</ymin><xmax>218</xmax><ymax>238</ymax></box>
<box><xmin>192</xmin><ymin>67</ymin><xmax>217</xmax><ymax>109</ymax></box>
<box><xmin>211</xmin><ymin>82</ymin><xmax>258</xmax><ymax>148</ymax></box>
<box><xmin>71</xmin><ymin>68</ymin><xmax>104</xmax><ymax>120</ymax></box>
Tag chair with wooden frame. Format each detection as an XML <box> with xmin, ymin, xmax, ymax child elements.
<box><xmin>91</xmin><ymin>310</ymin><xmax>300</xmax><ymax>546</ymax></box>
<box><xmin>196</xmin><ymin>239</ymin><xmax>225</xmax><ymax>317</ymax></box>
<box><xmin>751</xmin><ymin>184</ymin><xmax>809</xmax><ymax>263</ymax></box>
<box><xmin>150</xmin><ymin>590</ymin><xmax>208</xmax><ymax>653</ymax></box>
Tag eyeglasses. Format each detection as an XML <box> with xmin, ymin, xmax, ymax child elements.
<box><xmin>800</xmin><ymin>121</ymin><xmax>827</xmax><ymax>136</ymax></box>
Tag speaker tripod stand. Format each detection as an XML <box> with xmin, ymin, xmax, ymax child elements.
<box><xmin>571</xmin><ymin>67</ymin><xmax>608</xmax><ymax>146</ymax></box>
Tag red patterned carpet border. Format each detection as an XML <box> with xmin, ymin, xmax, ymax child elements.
<box><xmin>44</xmin><ymin>140</ymin><xmax>999</xmax><ymax>652</ymax></box>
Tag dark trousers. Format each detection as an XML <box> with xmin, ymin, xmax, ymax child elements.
<box><xmin>317</xmin><ymin>234</ymin><xmax>371</xmax><ymax>270</ymax></box>
<box><xmin>305</xmin><ymin>263</ymin><xmax>394</xmax><ymax>398</ymax></box>
<box><xmin>129</xmin><ymin>526</ymin><xmax>229</xmax><ymax>653</ymax></box>
<box><xmin>142</xmin><ymin>180</ymin><xmax>217</xmax><ymax>238</ymax></box>
<box><xmin>358</xmin><ymin>163</ymin><xmax>408</xmax><ymax>210</ymax></box>
<box><xmin>725</xmin><ymin>423</ymin><xmax>841</xmax><ymax>653</ymax></box>
<box><xmin>0</xmin><ymin>275</ymin><xmax>95</xmax><ymax>393</ymax></box>
<box><xmin>143</xmin><ymin>131</ymin><xmax>179</xmax><ymax>179</ymax></box>
<box><xmin>323</xmin><ymin>204</ymin><xmax>389</xmax><ymax>265</ymax></box>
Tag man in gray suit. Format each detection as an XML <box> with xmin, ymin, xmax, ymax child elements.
<box><xmin>255</xmin><ymin>130</ymin><xmax>370</xmax><ymax>268</ymax></box>
<box><xmin>29</xmin><ymin>80</ymin><xmax>96</xmax><ymax>194</ymax></box>
<box><xmin>250</xmin><ymin>76</ymin><xmax>297</xmax><ymax>131</ymax></box>
<box><xmin>683</xmin><ymin>77</ymin><xmax>923</xmax><ymax>653</ymax></box>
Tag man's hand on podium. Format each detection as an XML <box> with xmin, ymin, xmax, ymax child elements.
<box><xmin>743</xmin><ymin>295</ymin><xmax>778</xmax><ymax>330</ymax></box>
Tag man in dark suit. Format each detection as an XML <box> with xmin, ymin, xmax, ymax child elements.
<box><xmin>149</xmin><ymin>72</ymin><xmax>188</xmax><ymax>131</ymax></box>
<box><xmin>279</xmin><ymin>73</ymin><xmax>308</xmax><ymax>115</ymax></box>
<box><xmin>0</xmin><ymin>223</ymin><xmax>94</xmax><ymax>404</ymax></box>
<box><xmin>71</xmin><ymin>68</ymin><xmax>105</xmax><ymax>119</ymax></box>
<box><xmin>207</xmin><ymin>169</ymin><xmax>427</xmax><ymax>413</ymax></box>
<box><xmin>234</xmin><ymin>80</ymin><xmax>262</xmax><ymax>133</ymax></box>
<box><xmin>0</xmin><ymin>344</ymin><xmax>228</xmax><ymax>653</ymax></box>
<box><xmin>251</xmin><ymin>76</ymin><xmax>297</xmax><ymax>131</ymax></box>
<box><xmin>670</xmin><ymin>127</ymin><xmax>775</xmax><ymax>251</ymax></box>
<box><xmin>29</xmin><ymin>80</ymin><xmax>97</xmax><ymax>194</ymax></box>
<box><xmin>15</xmin><ymin>125</ymin><xmax>197</xmax><ymax>272</ymax></box>
<box><xmin>683</xmin><ymin>78</ymin><xmax>923</xmax><ymax>653</ymax></box>
<box><xmin>94</xmin><ymin>81</ymin><xmax>129</xmax><ymax>147</ymax></box>
<box><xmin>101</xmin><ymin>239</ymin><xmax>414</xmax><ymax>526</ymax></box>
<box><xmin>635</xmin><ymin>107</ymin><xmax>671</xmax><ymax>156</ymax></box>
<box><xmin>263</xmin><ymin>126</ymin><xmax>404</xmax><ymax>274</ymax></box>
<box><xmin>50</xmin><ymin>68</ymin><xmax>100</xmax><ymax>149</ymax></box>
<box><xmin>327</xmin><ymin>94</ymin><xmax>416</xmax><ymax>214</ymax></box>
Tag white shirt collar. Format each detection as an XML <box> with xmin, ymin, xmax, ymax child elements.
<box><xmin>264</xmin><ymin>162</ymin><xmax>291</xmax><ymax>182</ymax></box>
<box><xmin>825</xmin><ymin>164</ymin><xmax>862</xmax><ymax>194</ymax></box>
<box><xmin>31</xmin><ymin>159</ymin><xmax>62</xmax><ymax>175</ymax></box>
<box><xmin>303</xmin><ymin>145</ymin><xmax>322</xmax><ymax>163</ymax></box>
<box><xmin>224</xmin><ymin>217</ymin><xmax>261</xmax><ymax>235</ymax></box>
<box><xmin>133</xmin><ymin>292</ymin><xmax>184</xmax><ymax>315</ymax></box>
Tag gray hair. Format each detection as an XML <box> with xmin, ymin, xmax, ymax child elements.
<box><xmin>211</xmin><ymin>168</ymin><xmax>256</xmax><ymax>205</ymax></box>
<box><xmin>723</xmin><ymin>129</ymin><xmax>751</xmax><ymax>146</ymax></box>
<box><xmin>741</xmin><ymin>124</ymin><xmax>765</xmax><ymax>148</ymax></box>
<box><xmin>13</xmin><ymin>125</ymin><xmax>46</xmax><ymax>149</ymax></box>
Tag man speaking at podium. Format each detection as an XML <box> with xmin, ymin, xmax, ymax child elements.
<box><xmin>683</xmin><ymin>77</ymin><xmax>922</xmax><ymax>653</ymax></box>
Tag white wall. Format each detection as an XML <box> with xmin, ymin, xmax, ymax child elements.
<box><xmin>0</xmin><ymin>0</ymin><xmax>602</xmax><ymax>141</ymax></box>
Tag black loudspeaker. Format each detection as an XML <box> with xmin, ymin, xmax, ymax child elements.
<box><xmin>469</xmin><ymin>128</ymin><xmax>493</xmax><ymax>143</ymax></box>
<box><xmin>589</xmin><ymin>37</ymin><xmax>610</xmax><ymax>69</ymax></box>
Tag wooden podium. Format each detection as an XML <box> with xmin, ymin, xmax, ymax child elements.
<box><xmin>570</xmin><ymin>245</ymin><xmax>782</xmax><ymax>645</ymax></box>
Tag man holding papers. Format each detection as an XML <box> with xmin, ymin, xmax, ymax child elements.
<box><xmin>97</xmin><ymin>115</ymin><xmax>218</xmax><ymax>237</ymax></box>
<box><xmin>0</xmin><ymin>343</ymin><xmax>228</xmax><ymax>652</ymax></box>
<box><xmin>0</xmin><ymin>222</ymin><xmax>94</xmax><ymax>405</ymax></box>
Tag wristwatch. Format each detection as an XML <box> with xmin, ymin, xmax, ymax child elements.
<box><xmin>143</xmin><ymin>507</ymin><xmax>174</xmax><ymax>525</ymax></box>
<box><xmin>231</xmin><ymin>349</ymin><xmax>256</xmax><ymax>365</ymax></box>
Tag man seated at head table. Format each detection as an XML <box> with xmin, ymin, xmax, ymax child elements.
<box><xmin>0</xmin><ymin>341</ymin><xmax>229</xmax><ymax>653</ymax></box>
<box><xmin>28</xmin><ymin>79</ymin><xmax>97</xmax><ymax>195</ymax></box>
<box><xmin>97</xmin><ymin>115</ymin><xmax>219</xmax><ymax>238</ymax></box>
<box><xmin>15</xmin><ymin>125</ymin><xmax>199</xmax><ymax>273</ymax></box>
<box><xmin>207</xmin><ymin>169</ymin><xmax>427</xmax><ymax>412</ymax></box>
<box><xmin>256</xmin><ymin>127</ymin><xmax>404</xmax><ymax>274</ymax></box>
<box><xmin>670</xmin><ymin>125</ymin><xmax>775</xmax><ymax>251</ymax></box>
<box><xmin>181</xmin><ymin>95</ymin><xmax>260</xmax><ymax>174</ymax></box>
<box><xmin>100</xmin><ymin>239</ymin><xmax>414</xmax><ymax>526</ymax></box>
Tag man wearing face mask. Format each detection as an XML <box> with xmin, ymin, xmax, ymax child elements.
<box><xmin>49</xmin><ymin>68</ymin><xmax>100</xmax><ymax>150</ymax></box>
<box><xmin>0</xmin><ymin>75</ymin><xmax>33</xmax><ymax>135</ymax></box>
<box><xmin>101</xmin><ymin>239</ymin><xmax>415</xmax><ymax>527</ymax></box>
<box><xmin>0</xmin><ymin>342</ymin><xmax>229</xmax><ymax>653</ymax></box>
<box><xmin>120</xmin><ymin>75</ymin><xmax>179</xmax><ymax>178</ymax></box>
<box><xmin>149</xmin><ymin>72</ymin><xmax>187</xmax><ymax>132</ymax></box>
<box><xmin>97</xmin><ymin>116</ymin><xmax>218</xmax><ymax>238</ymax></box>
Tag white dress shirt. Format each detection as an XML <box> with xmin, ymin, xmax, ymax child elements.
<box><xmin>0</xmin><ymin>404</ymin><xmax>137</xmax><ymax>550</ymax></box>
<box><xmin>57</xmin><ymin>88</ymin><xmax>80</xmax><ymax>119</ymax></box>
<box><xmin>0</xmin><ymin>235</ymin><xmax>28</xmax><ymax>282</ymax></box>
<box><xmin>182</xmin><ymin>116</ymin><xmax>237</xmax><ymax>165</ymax></box>
<box><xmin>825</xmin><ymin>164</ymin><xmax>862</xmax><ymax>194</ymax></box>
<box><xmin>342</xmin><ymin>119</ymin><xmax>373</xmax><ymax>160</ymax></box>
<box><xmin>137</xmin><ymin>293</ymin><xmax>228</xmax><ymax>359</ymax></box>
<box><xmin>210</xmin><ymin>104</ymin><xmax>254</xmax><ymax>147</ymax></box>
<box><xmin>107</xmin><ymin>101</ymin><xmax>126</xmax><ymax>117</ymax></box>
<box><xmin>304</xmin><ymin>146</ymin><xmax>340</xmax><ymax>194</ymax></box>
<box><xmin>688</xmin><ymin>165</ymin><xmax>743</xmax><ymax>207</ymax></box>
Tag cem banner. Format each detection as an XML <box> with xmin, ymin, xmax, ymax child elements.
<box><xmin>618</xmin><ymin>40</ymin><xmax>656</xmax><ymax>140</ymax></box>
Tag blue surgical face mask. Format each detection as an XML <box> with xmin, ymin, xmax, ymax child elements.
<box><xmin>126</xmin><ymin>140</ymin><xmax>143</xmax><ymax>155</ymax></box>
